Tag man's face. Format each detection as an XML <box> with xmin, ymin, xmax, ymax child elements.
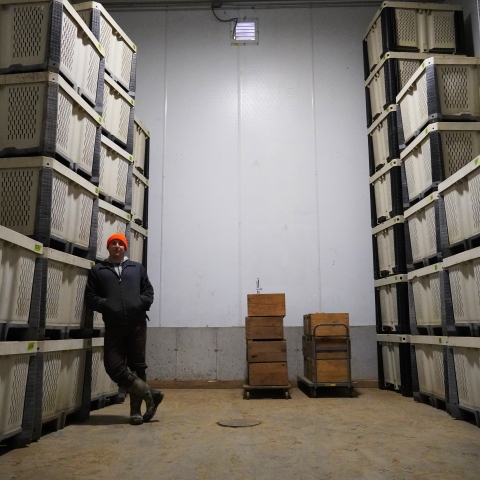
<box><xmin>107</xmin><ymin>239</ymin><xmax>126</xmax><ymax>261</ymax></box>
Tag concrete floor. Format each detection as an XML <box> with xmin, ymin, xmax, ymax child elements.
<box><xmin>1</xmin><ymin>388</ymin><xmax>479</xmax><ymax>479</ymax></box>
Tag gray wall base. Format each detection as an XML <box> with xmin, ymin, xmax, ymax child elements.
<box><xmin>146</xmin><ymin>325</ymin><xmax>377</xmax><ymax>382</ymax></box>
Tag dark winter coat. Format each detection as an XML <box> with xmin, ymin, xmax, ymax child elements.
<box><xmin>85</xmin><ymin>259</ymin><xmax>154</xmax><ymax>325</ymax></box>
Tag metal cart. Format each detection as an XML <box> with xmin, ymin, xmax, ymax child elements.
<box><xmin>297</xmin><ymin>323</ymin><xmax>354</xmax><ymax>398</ymax></box>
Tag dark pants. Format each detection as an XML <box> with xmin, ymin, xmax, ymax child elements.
<box><xmin>104</xmin><ymin>320</ymin><xmax>148</xmax><ymax>388</ymax></box>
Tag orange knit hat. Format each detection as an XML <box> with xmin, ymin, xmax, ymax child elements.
<box><xmin>107</xmin><ymin>233</ymin><xmax>128</xmax><ymax>250</ymax></box>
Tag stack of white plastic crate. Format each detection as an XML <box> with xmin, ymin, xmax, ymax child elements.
<box><xmin>363</xmin><ymin>1</ymin><xmax>466</xmax><ymax>399</ymax></box>
<box><xmin>0</xmin><ymin>0</ymin><xmax>135</xmax><ymax>445</ymax></box>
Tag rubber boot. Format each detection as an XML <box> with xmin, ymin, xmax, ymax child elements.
<box><xmin>129</xmin><ymin>394</ymin><xmax>143</xmax><ymax>426</ymax></box>
<box><xmin>128</xmin><ymin>378</ymin><xmax>155</xmax><ymax>417</ymax></box>
<box><xmin>143</xmin><ymin>389</ymin><xmax>164</xmax><ymax>423</ymax></box>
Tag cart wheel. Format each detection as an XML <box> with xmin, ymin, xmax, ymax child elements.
<box><xmin>245</xmin><ymin>391</ymin><xmax>250</xmax><ymax>400</ymax></box>
<box><xmin>285</xmin><ymin>391</ymin><xmax>289</xmax><ymax>400</ymax></box>
<box><xmin>310</xmin><ymin>388</ymin><xmax>317</xmax><ymax>398</ymax></box>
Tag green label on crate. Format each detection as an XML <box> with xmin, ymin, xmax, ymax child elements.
<box><xmin>34</xmin><ymin>244</ymin><xmax>41</xmax><ymax>252</ymax></box>
<box><xmin>425</xmin><ymin>128</ymin><xmax>428</xmax><ymax>134</ymax></box>
<box><xmin>476</xmin><ymin>158</ymin><xmax>479</xmax><ymax>166</ymax></box>
<box><xmin>422</xmin><ymin>62</ymin><xmax>425</xmax><ymax>68</ymax></box>
<box><xmin>127</xmin><ymin>214</ymin><xmax>131</xmax><ymax>220</ymax></box>
<box><xmin>131</xmin><ymin>99</ymin><xmax>134</xmax><ymax>105</ymax></box>
<box><xmin>133</xmin><ymin>44</ymin><xmax>136</xmax><ymax>51</ymax></box>
<box><xmin>27</xmin><ymin>342</ymin><xmax>35</xmax><ymax>351</ymax></box>
<box><xmin>129</xmin><ymin>155</ymin><xmax>133</xmax><ymax>161</ymax></box>
<box><xmin>95</xmin><ymin>188</ymin><xmax>99</xmax><ymax>194</ymax></box>
<box><xmin>430</xmin><ymin>195</ymin><xmax>433</xmax><ymax>201</ymax></box>
<box><xmin>435</xmin><ymin>265</ymin><xmax>438</xmax><ymax>270</ymax></box>
<box><xmin>99</xmin><ymin>117</ymin><xmax>102</xmax><ymax>123</ymax></box>
<box><xmin>98</xmin><ymin>44</ymin><xmax>102</xmax><ymax>50</ymax></box>
<box><xmin>438</xmin><ymin>338</ymin><xmax>443</xmax><ymax>344</ymax></box>
<box><xmin>90</xmin><ymin>262</ymin><xmax>94</xmax><ymax>267</ymax></box>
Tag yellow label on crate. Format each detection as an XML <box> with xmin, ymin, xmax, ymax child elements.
<box><xmin>27</xmin><ymin>342</ymin><xmax>35</xmax><ymax>351</ymax></box>
<box><xmin>325</xmin><ymin>383</ymin><xmax>337</xmax><ymax>387</ymax></box>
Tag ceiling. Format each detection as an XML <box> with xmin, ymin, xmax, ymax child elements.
<box><xmin>71</xmin><ymin>0</ymin><xmax>384</xmax><ymax>11</ymax></box>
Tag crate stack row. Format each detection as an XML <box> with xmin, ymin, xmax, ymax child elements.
<box><xmin>0</xmin><ymin>0</ymin><xmax>150</xmax><ymax>448</ymax></box>
<box><xmin>299</xmin><ymin>313</ymin><xmax>353</xmax><ymax>398</ymax></box>
<box><xmin>244</xmin><ymin>294</ymin><xmax>290</xmax><ymax>399</ymax></box>
<box><xmin>365</xmin><ymin>2</ymin><xmax>480</xmax><ymax>426</ymax></box>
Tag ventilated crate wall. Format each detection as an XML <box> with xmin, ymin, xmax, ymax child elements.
<box><xmin>129</xmin><ymin>222</ymin><xmax>147</xmax><ymax>266</ymax></box>
<box><xmin>95</xmin><ymin>135</ymin><xmax>132</xmax><ymax>205</ymax></box>
<box><xmin>368</xmin><ymin>105</ymin><xmax>400</xmax><ymax>175</ymax></box>
<box><xmin>378</xmin><ymin>337</ymin><xmax>402</xmax><ymax>389</ymax></box>
<box><xmin>365</xmin><ymin>53</ymin><xmax>436</xmax><ymax>126</ymax></box>
<box><xmin>412</xmin><ymin>337</ymin><xmax>448</xmax><ymax>400</ymax></box>
<box><xmin>449</xmin><ymin>339</ymin><xmax>480</xmax><ymax>412</ymax></box>
<box><xmin>133</xmin><ymin>116</ymin><xmax>150</xmax><ymax>177</ymax></box>
<box><xmin>439</xmin><ymin>156</ymin><xmax>480</xmax><ymax>246</ymax></box>
<box><xmin>74</xmin><ymin>2</ymin><xmax>137</xmax><ymax>94</ymax></box>
<box><xmin>0</xmin><ymin>158</ymin><xmax>98</xmax><ymax>249</ymax></box>
<box><xmin>408</xmin><ymin>264</ymin><xmax>446</xmax><ymax>329</ymax></box>
<box><xmin>101</xmin><ymin>74</ymin><xmax>134</xmax><ymax>153</ymax></box>
<box><xmin>0</xmin><ymin>0</ymin><xmax>104</xmax><ymax>109</ymax></box>
<box><xmin>443</xmin><ymin>247</ymin><xmax>480</xmax><ymax>325</ymax></box>
<box><xmin>372</xmin><ymin>216</ymin><xmax>406</xmax><ymax>278</ymax></box>
<box><xmin>0</xmin><ymin>226</ymin><xmax>43</xmax><ymax>324</ymax></box>
<box><xmin>370</xmin><ymin>160</ymin><xmax>404</xmax><ymax>226</ymax></box>
<box><xmin>0</xmin><ymin>72</ymin><xmax>102</xmax><ymax>176</ymax></box>
<box><xmin>401</xmin><ymin>123</ymin><xmax>480</xmax><ymax>203</ymax></box>
<box><xmin>91</xmin><ymin>338</ymin><xmax>117</xmax><ymax>398</ymax></box>
<box><xmin>131</xmin><ymin>169</ymin><xmax>148</xmax><ymax>226</ymax></box>
<box><xmin>363</xmin><ymin>2</ymin><xmax>464</xmax><ymax>77</ymax></box>
<box><xmin>0</xmin><ymin>341</ymin><xmax>37</xmax><ymax>440</ymax></box>
<box><xmin>40</xmin><ymin>339</ymin><xmax>88</xmax><ymax>422</ymax></box>
<box><xmin>95</xmin><ymin>199</ymin><xmax>130</xmax><ymax>260</ymax></box>
<box><xmin>397</xmin><ymin>58</ymin><xmax>480</xmax><ymax>145</ymax></box>
<box><xmin>375</xmin><ymin>275</ymin><xmax>409</xmax><ymax>333</ymax></box>
<box><xmin>41</xmin><ymin>248</ymin><xmax>92</xmax><ymax>329</ymax></box>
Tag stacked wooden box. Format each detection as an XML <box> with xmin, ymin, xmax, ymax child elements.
<box><xmin>302</xmin><ymin>313</ymin><xmax>350</xmax><ymax>384</ymax></box>
<box><xmin>245</xmin><ymin>294</ymin><xmax>288</xmax><ymax>387</ymax></box>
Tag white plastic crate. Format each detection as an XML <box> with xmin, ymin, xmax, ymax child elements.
<box><xmin>368</xmin><ymin>105</ymin><xmax>399</xmax><ymax>174</ymax></box>
<box><xmin>404</xmin><ymin>191</ymin><xmax>439</xmax><ymax>262</ymax></box>
<box><xmin>377</xmin><ymin>334</ymin><xmax>409</xmax><ymax>389</ymax></box>
<box><xmin>97</xmin><ymin>135</ymin><xmax>132</xmax><ymax>205</ymax></box>
<box><xmin>397</xmin><ymin>57</ymin><xmax>480</xmax><ymax>144</ymax></box>
<box><xmin>0</xmin><ymin>72</ymin><xmax>102</xmax><ymax>175</ymax></box>
<box><xmin>39</xmin><ymin>339</ymin><xmax>89</xmax><ymax>422</ymax></box>
<box><xmin>375</xmin><ymin>274</ymin><xmax>408</xmax><ymax>331</ymax></box>
<box><xmin>0</xmin><ymin>157</ymin><xmax>98</xmax><ymax>248</ymax></box>
<box><xmin>131</xmin><ymin>168</ymin><xmax>148</xmax><ymax>226</ymax></box>
<box><xmin>438</xmin><ymin>156</ymin><xmax>480</xmax><ymax>246</ymax></box>
<box><xmin>133</xmin><ymin>116</ymin><xmax>149</xmax><ymax>176</ymax></box>
<box><xmin>373</xmin><ymin>215</ymin><xmax>404</xmax><ymax>277</ymax></box>
<box><xmin>93</xmin><ymin>310</ymin><xmax>102</xmax><ymax>328</ymax></box>
<box><xmin>0</xmin><ymin>226</ymin><xmax>43</xmax><ymax>324</ymax></box>
<box><xmin>401</xmin><ymin>122</ymin><xmax>480</xmax><ymax>202</ymax></box>
<box><xmin>91</xmin><ymin>338</ymin><xmax>117</xmax><ymax>399</ymax></box>
<box><xmin>408</xmin><ymin>264</ymin><xmax>443</xmax><ymax>328</ymax></box>
<box><xmin>443</xmin><ymin>246</ymin><xmax>480</xmax><ymax>325</ymax></box>
<box><xmin>0</xmin><ymin>341</ymin><xmax>37</xmax><ymax>439</ymax></box>
<box><xmin>366</xmin><ymin>52</ymin><xmax>445</xmax><ymax>125</ymax></box>
<box><xmin>96</xmin><ymin>198</ymin><xmax>130</xmax><ymax>260</ymax></box>
<box><xmin>0</xmin><ymin>0</ymin><xmax>104</xmax><ymax>108</ymax></box>
<box><xmin>411</xmin><ymin>335</ymin><xmax>447</xmax><ymax>399</ymax></box>
<box><xmin>449</xmin><ymin>337</ymin><xmax>480</xmax><ymax>411</ymax></box>
<box><xmin>129</xmin><ymin>222</ymin><xmax>147</xmax><ymax>265</ymax></box>
<box><xmin>42</xmin><ymin>248</ymin><xmax>93</xmax><ymax>329</ymax></box>
<box><xmin>370</xmin><ymin>159</ymin><xmax>402</xmax><ymax>225</ymax></box>
<box><xmin>74</xmin><ymin>1</ymin><xmax>136</xmax><ymax>93</ymax></box>
<box><xmin>364</xmin><ymin>2</ymin><xmax>463</xmax><ymax>74</ymax></box>
<box><xmin>102</xmin><ymin>73</ymin><xmax>134</xmax><ymax>150</ymax></box>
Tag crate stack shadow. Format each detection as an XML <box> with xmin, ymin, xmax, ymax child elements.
<box><xmin>365</xmin><ymin>1</ymin><xmax>480</xmax><ymax>426</ymax></box>
<box><xmin>244</xmin><ymin>293</ymin><xmax>291</xmax><ymax>399</ymax></box>
<box><xmin>0</xmin><ymin>0</ymin><xmax>151</xmax><ymax>448</ymax></box>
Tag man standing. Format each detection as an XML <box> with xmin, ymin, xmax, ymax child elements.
<box><xmin>86</xmin><ymin>233</ymin><xmax>163</xmax><ymax>425</ymax></box>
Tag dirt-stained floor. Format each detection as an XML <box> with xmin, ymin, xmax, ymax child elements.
<box><xmin>1</xmin><ymin>388</ymin><xmax>479</xmax><ymax>480</ymax></box>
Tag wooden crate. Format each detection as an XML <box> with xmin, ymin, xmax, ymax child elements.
<box><xmin>245</xmin><ymin>317</ymin><xmax>284</xmax><ymax>340</ymax></box>
<box><xmin>302</xmin><ymin>336</ymin><xmax>347</xmax><ymax>359</ymax></box>
<box><xmin>248</xmin><ymin>362</ymin><xmax>288</xmax><ymax>386</ymax></box>
<box><xmin>247</xmin><ymin>293</ymin><xmax>285</xmax><ymax>317</ymax></box>
<box><xmin>304</xmin><ymin>357</ymin><xmax>349</xmax><ymax>383</ymax></box>
<box><xmin>303</xmin><ymin>313</ymin><xmax>349</xmax><ymax>336</ymax></box>
<box><xmin>247</xmin><ymin>340</ymin><xmax>287</xmax><ymax>363</ymax></box>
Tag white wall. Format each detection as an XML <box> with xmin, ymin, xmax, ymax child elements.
<box><xmin>113</xmin><ymin>6</ymin><xmax>377</xmax><ymax>328</ymax></box>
